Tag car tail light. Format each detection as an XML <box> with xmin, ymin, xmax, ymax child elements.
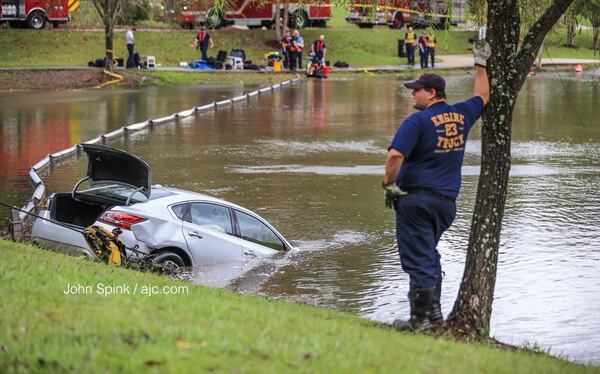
<box><xmin>98</xmin><ymin>211</ymin><xmax>147</xmax><ymax>230</ymax></box>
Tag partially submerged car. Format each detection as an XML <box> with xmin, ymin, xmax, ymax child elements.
<box><xmin>32</xmin><ymin>144</ymin><xmax>292</xmax><ymax>268</ymax></box>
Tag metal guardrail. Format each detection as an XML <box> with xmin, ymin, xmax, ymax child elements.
<box><xmin>11</xmin><ymin>78</ymin><xmax>301</xmax><ymax>237</ymax></box>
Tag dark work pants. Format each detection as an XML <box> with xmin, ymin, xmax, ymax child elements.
<box><xmin>289</xmin><ymin>52</ymin><xmax>297</xmax><ymax>71</ymax></box>
<box><xmin>200</xmin><ymin>44</ymin><xmax>209</xmax><ymax>61</ymax></box>
<box><xmin>296</xmin><ymin>51</ymin><xmax>303</xmax><ymax>69</ymax></box>
<box><xmin>283</xmin><ymin>51</ymin><xmax>290</xmax><ymax>69</ymax></box>
<box><xmin>406</xmin><ymin>44</ymin><xmax>415</xmax><ymax>65</ymax></box>
<box><xmin>126</xmin><ymin>43</ymin><xmax>134</xmax><ymax>68</ymax></box>
<box><xmin>394</xmin><ymin>193</ymin><xmax>456</xmax><ymax>289</ymax></box>
<box><xmin>429</xmin><ymin>47</ymin><xmax>435</xmax><ymax>67</ymax></box>
<box><xmin>420</xmin><ymin>48</ymin><xmax>428</xmax><ymax>68</ymax></box>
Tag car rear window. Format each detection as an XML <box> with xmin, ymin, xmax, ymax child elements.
<box><xmin>81</xmin><ymin>184</ymin><xmax>173</xmax><ymax>203</ymax></box>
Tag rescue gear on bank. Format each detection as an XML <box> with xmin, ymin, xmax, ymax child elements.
<box><xmin>83</xmin><ymin>225</ymin><xmax>127</xmax><ymax>266</ymax></box>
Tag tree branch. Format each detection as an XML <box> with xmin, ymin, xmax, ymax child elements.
<box><xmin>515</xmin><ymin>0</ymin><xmax>575</xmax><ymax>70</ymax></box>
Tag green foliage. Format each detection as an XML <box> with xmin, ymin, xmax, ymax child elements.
<box><xmin>117</xmin><ymin>0</ymin><xmax>151</xmax><ymax>25</ymax></box>
<box><xmin>0</xmin><ymin>240</ymin><xmax>596</xmax><ymax>372</ymax></box>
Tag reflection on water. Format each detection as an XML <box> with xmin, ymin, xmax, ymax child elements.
<box><xmin>2</xmin><ymin>71</ymin><xmax>600</xmax><ymax>363</ymax></box>
<box><xmin>0</xmin><ymin>84</ymin><xmax>249</xmax><ymax>213</ymax></box>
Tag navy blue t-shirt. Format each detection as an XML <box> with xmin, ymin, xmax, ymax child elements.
<box><xmin>389</xmin><ymin>96</ymin><xmax>484</xmax><ymax>198</ymax></box>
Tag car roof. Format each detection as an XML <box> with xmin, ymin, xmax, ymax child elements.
<box><xmin>144</xmin><ymin>185</ymin><xmax>255</xmax><ymax>215</ymax></box>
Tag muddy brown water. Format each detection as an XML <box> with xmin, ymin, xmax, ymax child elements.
<box><xmin>1</xmin><ymin>71</ymin><xmax>599</xmax><ymax>363</ymax></box>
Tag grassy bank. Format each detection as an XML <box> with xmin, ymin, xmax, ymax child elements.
<box><xmin>1</xmin><ymin>25</ymin><xmax>597</xmax><ymax>69</ymax></box>
<box><xmin>0</xmin><ymin>239</ymin><xmax>596</xmax><ymax>372</ymax></box>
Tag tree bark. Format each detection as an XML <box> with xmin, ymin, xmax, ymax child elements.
<box><xmin>447</xmin><ymin>0</ymin><xmax>575</xmax><ymax>336</ymax></box>
<box><xmin>104</xmin><ymin>24</ymin><xmax>114</xmax><ymax>72</ymax></box>
<box><xmin>92</xmin><ymin>0</ymin><xmax>126</xmax><ymax>73</ymax></box>
<box><xmin>274</xmin><ymin>0</ymin><xmax>281</xmax><ymax>41</ymax></box>
<box><xmin>283</xmin><ymin>0</ymin><xmax>290</xmax><ymax>34</ymax></box>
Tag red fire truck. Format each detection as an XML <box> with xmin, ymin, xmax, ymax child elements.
<box><xmin>0</xmin><ymin>0</ymin><xmax>76</xmax><ymax>29</ymax></box>
<box><xmin>345</xmin><ymin>0</ymin><xmax>465</xmax><ymax>29</ymax></box>
<box><xmin>178</xmin><ymin>0</ymin><xmax>331</xmax><ymax>29</ymax></box>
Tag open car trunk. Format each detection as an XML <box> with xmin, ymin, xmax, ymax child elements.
<box><xmin>50</xmin><ymin>193</ymin><xmax>110</xmax><ymax>228</ymax></box>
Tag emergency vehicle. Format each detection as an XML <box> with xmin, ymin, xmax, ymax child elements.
<box><xmin>178</xmin><ymin>0</ymin><xmax>331</xmax><ymax>29</ymax></box>
<box><xmin>0</xmin><ymin>0</ymin><xmax>78</xmax><ymax>29</ymax></box>
<box><xmin>345</xmin><ymin>0</ymin><xmax>465</xmax><ymax>29</ymax></box>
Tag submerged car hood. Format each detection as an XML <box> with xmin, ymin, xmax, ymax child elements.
<box><xmin>81</xmin><ymin>144</ymin><xmax>152</xmax><ymax>198</ymax></box>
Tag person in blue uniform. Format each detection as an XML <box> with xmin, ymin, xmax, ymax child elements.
<box><xmin>418</xmin><ymin>31</ymin><xmax>429</xmax><ymax>68</ymax></box>
<box><xmin>382</xmin><ymin>40</ymin><xmax>492</xmax><ymax>331</ymax></box>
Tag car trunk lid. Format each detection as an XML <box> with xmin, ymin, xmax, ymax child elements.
<box><xmin>81</xmin><ymin>144</ymin><xmax>152</xmax><ymax>199</ymax></box>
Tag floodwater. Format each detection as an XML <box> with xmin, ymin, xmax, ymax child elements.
<box><xmin>1</xmin><ymin>70</ymin><xmax>600</xmax><ymax>364</ymax></box>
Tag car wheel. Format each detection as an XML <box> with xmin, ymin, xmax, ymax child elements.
<box><xmin>27</xmin><ymin>10</ymin><xmax>46</xmax><ymax>30</ymax></box>
<box><xmin>153</xmin><ymin>251</ymin><xmax>185</xmax><ymax>270</ymax></box>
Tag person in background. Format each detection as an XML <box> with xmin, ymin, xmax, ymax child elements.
<box><xmin>312</xmin><ymin>34</ymin><xmax>327</xmax><ymax>64</ymax></box>
<box><xmin>292</xmin><ymin>29</ymin><xmax>305</xmax><ymax>70</ymax></box>
<box><xmin>281</xmin><ymin>30</ymin><xmax>292</xmax><ymax>70</ymax></box>
<box><xmin>194</xmin><ymin>25</ymin><xmax>214</xmax><ymax>61</ymax></box>
<box><xmin>126</xmin><ymin>27</ymin><xmax>136</xmax><ymax>69</ymax></box>
<box><xmin>418</xmin><ymin>31</ymin><xmax>429</xmax><ymax>69</ymax></box>
<box><xmin>404</xmin><ymin>26</ymin><xmax>417</xmax><ymax>66</ymax></box>
<box><xmin>427</xmin><ymin>30</ymin><xmax>437</xmax><ymax>68</ymax></box>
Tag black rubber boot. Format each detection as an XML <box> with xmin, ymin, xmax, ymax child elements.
<box><xmin>430</xmin><ymin>276</ymin><xmax>443</xmax><ymax>324</ymax></box>
<box><xmin>393</xmin><ymin>288</ymin><xmax>435</xmax><ymax>332</ymax></box>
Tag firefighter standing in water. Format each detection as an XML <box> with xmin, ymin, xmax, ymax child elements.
<box><xmin>427</xmin><ymin>30</ymin><xmax>437</xmax><ymax>68</ymax></box>
<box><xmin>312</xmin><ymin>35</ymin><xmax>327</xmax><ymax>64</ymax></box>
<box><xmin>194</xmin><ymin>26</ymin><xmax>214</xmax><ymax>61</ymax></box>
<box><xmin>405</xmin><ymin>26</ymin><xmax>417</xmax><ymax>66</ymax></box>
<box><xmin>383</xmin><ymin>40</ymin><xmax>491</xmax><ymax>331</ymax></box>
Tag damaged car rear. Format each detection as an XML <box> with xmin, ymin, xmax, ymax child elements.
<box><xmin>32</xmin><ymin>144</ymin><xmax>292</xmax><ymax>268</ymax></box>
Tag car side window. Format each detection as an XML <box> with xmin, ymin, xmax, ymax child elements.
<box><xmin>190</xmin><ymin>203</ymin><xmax>233</xmax><ymax>234</ymax></box>
<box><xmin>235</xmin><ymin>210</ymin><xmax>285</xmax><ymax>251</ymax></box>
<box><xmin>171</xmin><ymin>203</ymin><xmax>189</xmax><ymax>220</ymax></box>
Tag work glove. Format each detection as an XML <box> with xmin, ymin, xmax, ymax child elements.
<box><xmin>473</xmin><ymin>40</ymin><xmax>491</xmax><ymax>67</ymax></box>
<box><xmin>382</xmin><ymin>182</ymin><xmax>407</xmax><ymax>209</ymax></box>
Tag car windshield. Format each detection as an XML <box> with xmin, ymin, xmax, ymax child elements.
<box><xmin>80</xmin><ymin>184</ymin><xmax>172</xmax><ymax>204</ymax></box>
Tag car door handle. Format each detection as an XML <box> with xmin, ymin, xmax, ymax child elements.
<box><xmin>243</xmin><ymin>250</ymin><xmax>257</xmax><ymax>257</ymax></box>
<box><xmin>188</xmin><ymin>231</ymin><xmax>203</xmax><ymax>239</ymax></box>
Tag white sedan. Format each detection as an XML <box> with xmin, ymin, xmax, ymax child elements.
<box><xmin>32</xmin><ymin>144</ymin><xmax>292</xmax><ymax>268</ymax></box>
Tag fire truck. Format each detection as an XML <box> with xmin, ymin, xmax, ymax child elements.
<box><xmin>345</xmin><ymin>0</ymin><xmax>465</xmax><ymax>29</ymax></box>
<box><xmin>0</xmin><ymin>0</ymin><xmax>78</xmax><ymax>29</ymax></box>
<box><xmin>178</xmin><ymin>0</ymin><xmax>331</xmax><ymax>29</ymax></box>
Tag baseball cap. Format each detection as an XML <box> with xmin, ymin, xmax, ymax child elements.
<box><xmin>404</xmin><ymin>74</ymin><xmax>446</xmax><ymax>94</ymax></box>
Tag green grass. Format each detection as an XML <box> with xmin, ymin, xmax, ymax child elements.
<box><xmin>135</xmin><ymin>70</ymin><xmax>298</xmax><ymax>86</ymax></box>
<box><xmin>0</xmin><ymin>22</ymin><xmax>597</xmax><ymax>69</ymax></box>
<box><xmin>1</xmin><ymin>239</ymin><xmax>598</xmax><ymax>372</ymax></box>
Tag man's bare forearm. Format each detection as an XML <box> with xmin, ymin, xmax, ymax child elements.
<box><xmin>474</xmin><ymin>65</ymin><xmax>489</xmax><ymax>105</ymax></box>
<box><xmin>384</xmin><ymin>150</ymin><xmax>404</xmax><ymax>184</ymax></box>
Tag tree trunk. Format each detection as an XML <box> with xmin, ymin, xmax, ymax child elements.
<box><xmin>565</xmin><ymin>9</ymin><xmax>577</xmax><ymax>47</ymax></box>
<box><xmin>592</xmin><ymin>19</ymin><xmax>600</xmax><ymax>53</ymax></box>
<box><xmin>104</xmin><ymin>25</ymin><xmax>114</xmax><ymax>72</ymax></box>
<box><xmin>274</xmin><ymin>0</ymin><xmax>281</xmax><ymax>41</ymax></box>
<box><xmin>283</xmin><ymin>0</ymin><xmax>290</xmax><ymax>34</ymax></box>
<box><xmin>447</xmin><ymin>0</ymin><xmax>575</xmax><ymax>337</ymax></box>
